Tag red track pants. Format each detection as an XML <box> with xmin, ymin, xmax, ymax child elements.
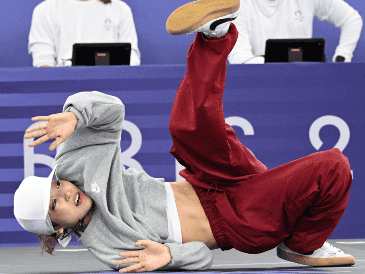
<box><xmin>169</xmin><ymin>24</ymin><xmax>352</xmax><ymax>254</ymax></box>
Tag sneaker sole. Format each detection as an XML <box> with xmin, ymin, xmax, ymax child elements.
<box><xmin>277</xmin><ymin>247</ymin><xmax>356</xmax><ymax>267</ymax></box>
<box><xmin>166</xmin><ymin>0</ymin><xmax>240</xmax><ymax>35</ymax></box>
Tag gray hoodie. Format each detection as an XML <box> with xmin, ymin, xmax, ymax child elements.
<box><xmin>54</xmin><ymin>91</ymin><xmax>213</xmax><ymax>271</ymax></box>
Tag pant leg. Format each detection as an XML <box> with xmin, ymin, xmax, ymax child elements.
<box><xmin>169</xmin><ymin>23</ymin><xmax>267</xmax><ymax>188</ymax></box>
<box><xmin>283</xmin><ymin>149</ymin><xmax>352</xmax><ymax>253</ymax></box>
<box><xmin>222</xmin><ymin>148</ymin><xmax>352</xmax><ymax>254</ymax></box>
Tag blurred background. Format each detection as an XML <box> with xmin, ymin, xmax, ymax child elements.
<box><xmin>0</xmin><ymin>0</ymin><xmax>364</xmax><ymax>67</ymax></box>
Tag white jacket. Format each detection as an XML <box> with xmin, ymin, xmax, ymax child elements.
<box><xmin>29</xmin><ymin>0</ymin><xmax>141</xmax><ymax>67</ymax></box>
<box><xmin>228</xmin><ymin>0</ymin><xmax>363</xmax><ymax>64</ymax></box>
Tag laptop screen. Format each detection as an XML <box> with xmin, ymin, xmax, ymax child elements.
<box><xmin>264</xmin><ymin>38</ymin><xmax>326</xmax><ymax>63</ymax></box>
<box><xmin>72</xmin><ymin>43</ymin><xmax>131</xmax><ymax>66</ymax></box>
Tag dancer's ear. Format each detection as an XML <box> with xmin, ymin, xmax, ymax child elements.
<box><xmin>54</xmin><ymin>227</ymin><xmax>64</xmax><ymax>235</ymax></box>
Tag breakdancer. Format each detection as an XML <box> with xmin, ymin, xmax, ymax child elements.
<box><xmin>15</xmin><ymin>0</ymin><xmax>354</xmax><ymax>272</ymax></box>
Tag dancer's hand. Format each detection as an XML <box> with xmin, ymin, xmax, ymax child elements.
<box><xmin>116</xmin><ymin>240</ymin><xmax>172</xmax><ymax>273</ymax></box>
<box><xmin>24</xmin><ymin>112</ymin><xmax>78</xmax><ymax>151</ymax></box>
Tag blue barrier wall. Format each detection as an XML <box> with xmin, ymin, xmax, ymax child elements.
<box><xmin>0</xmin><ymin>63</ymin><xmax>364</xmax><ymax>246</ymax></box>
<box><xmin>0</xmin><ymin>0</ymin><xmax>364</xmax><ymax>67</ymax></box>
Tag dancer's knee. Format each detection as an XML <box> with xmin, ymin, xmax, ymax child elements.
<box><xmin>324</xmin><ymin>148</ymin><xmax>352</xmax><ymax>182</ymax></box>
<box><xmin>327</xmin><ymin>148</ymin><xmax>350</xmax><ymax>169</ymax></box>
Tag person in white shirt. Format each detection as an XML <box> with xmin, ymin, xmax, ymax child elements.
<box><xmin>29</xmin><ymin>0</ymin><xmax>141</xmax><ymax>67</ymax></box>
<box><xmin>228</xmin><ymin>0</ymin><xmax>363</xmax><ymax>64</ymax></box>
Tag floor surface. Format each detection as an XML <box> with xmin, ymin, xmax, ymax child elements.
<box><xmin>0</xmin><ymin>239</ymin><xmax>364</xmax><ymax>274</ymax></box>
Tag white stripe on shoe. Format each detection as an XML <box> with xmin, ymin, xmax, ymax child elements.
<box><xmin>187</xmin><ymin>12</ymin><xmax>238</xmax><ymax>38</ymax></box>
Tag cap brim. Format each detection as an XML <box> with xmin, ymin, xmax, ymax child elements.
<box><xmin>43</xmin><ymin>165</ymin><xmax>57</xmax><ymax>232</ymax></box>
<box><xmin>48</xmin><ymin>165</ymin><xmax>57</xmax><ymax>180</ymax></box>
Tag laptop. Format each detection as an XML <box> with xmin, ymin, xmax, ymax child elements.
<box><xmin>264</xmin><ymin>38</ymin><xmax>326</xmax><ymax>63</ymax></box>
<box><xmin>72</xmin><ymin>43</ymin><xmax>131</xmax><ymax>66</ymax></box>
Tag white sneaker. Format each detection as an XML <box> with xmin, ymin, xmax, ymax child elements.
<box><xmin>166</xmin><ymin>0</ymin><xmax>240</xmax><ymax>35</ymax></box>
<box><xmin>187</xmin><ymin>12</ymin><xmax>238</xmax><ymax>38</ymax></box>
<box><xmin>277</xmin><ymin>242</ymin><xmax>356</xmax><ymax>266</ymax></box>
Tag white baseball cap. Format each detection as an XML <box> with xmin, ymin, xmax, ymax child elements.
<box><xmin>14</xmin><ymin>166</ymin><xmax>57</xmax><ymax>236</ymax></box>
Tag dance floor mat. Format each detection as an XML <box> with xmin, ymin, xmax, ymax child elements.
<box><xmin>0</xmin><ymin>239</ymin><xmax>364</xmax><ymax>274</ymax></box>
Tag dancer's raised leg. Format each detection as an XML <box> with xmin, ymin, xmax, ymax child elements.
<box><xmin>168</xmin><ymin>1</ymin><xmax>267</xmax><ymax>187</ymax></box>
<box><xmin>167</xmin><ymin>0</ymin><xmax>355</xmax><ymax>267</ymax></box>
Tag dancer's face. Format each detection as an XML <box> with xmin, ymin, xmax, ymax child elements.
<box><xmin>48</xmin><ymin>179</ymin><xmax>93</xmax><ymax>234</ymax></box>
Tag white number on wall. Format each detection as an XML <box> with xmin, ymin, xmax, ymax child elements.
<box><xmin>309</xmin><ymin>115</ymin><xmax>352</xmax><ymax>177</ymax></box>
<box><xmin>121</xmin><ymin>120</ymin><xmax>143</xmax><ymax>171</ymax></box>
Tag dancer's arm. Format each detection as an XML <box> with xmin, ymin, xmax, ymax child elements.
<box><xmin>24</xmin><ymin>91</ymin><xmax>125</xmax><ymax>151</ymax></box>
<box><xmin>115</xmin><ymin>240</ymin><xmax>213</xmax><ymax>272</ymax></box>
<box><xmin>25</xmin><ymin>111</ymin><xmax>77</xmax><ymax>150</ymax></box>
<box><xmin>115</xmin><ymin>240</ymin><xmax>172</xmax><ymax>273</ymax></box>
<box><xmin>62</xmin><ymin>91</ymin><xmax>124</xmax><ymax>135</ymax></box>
<box><xmin>161</xmin><ymin>241</ymin><xmax>213</xmax><ymax>270</ymax></box>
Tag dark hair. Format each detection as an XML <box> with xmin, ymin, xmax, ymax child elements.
<box><xmin>38</xmin><ymin>234</ymin><xmax>58</xmax><ymax>255</ymax></box>
<box><xmin>100</xmin><ymin>0</ymin><xmax>111</xmax><ymax>4</ymax></box>
<box><xmin>38</xmin><ymin>221</ymin><xmax>61</xmax><ymax>255</ymax></box>
<box><xmin>38</xmin><ymin>203</ymin><xmax>94</xmax><ymax>255</ymax></box>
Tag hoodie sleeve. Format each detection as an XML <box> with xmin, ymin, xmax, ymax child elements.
<box><xmin>56</xmin><ymin>91</ymin><xmax>126</xmax><ymax>152</ymax></box>
<box><xmin>87</xmin><ymin>240</ymin><xmax>213</xmax><ymax>272</ymax></box>
<box><xmin>63</xmin><ymin>91</ymin><xmax>125</xmax><ymax>133</ymax></box>
<box><xmin>159</xmin><ymin>242</ymin><xmax>213</xmax><ymax>270</ymax></box>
